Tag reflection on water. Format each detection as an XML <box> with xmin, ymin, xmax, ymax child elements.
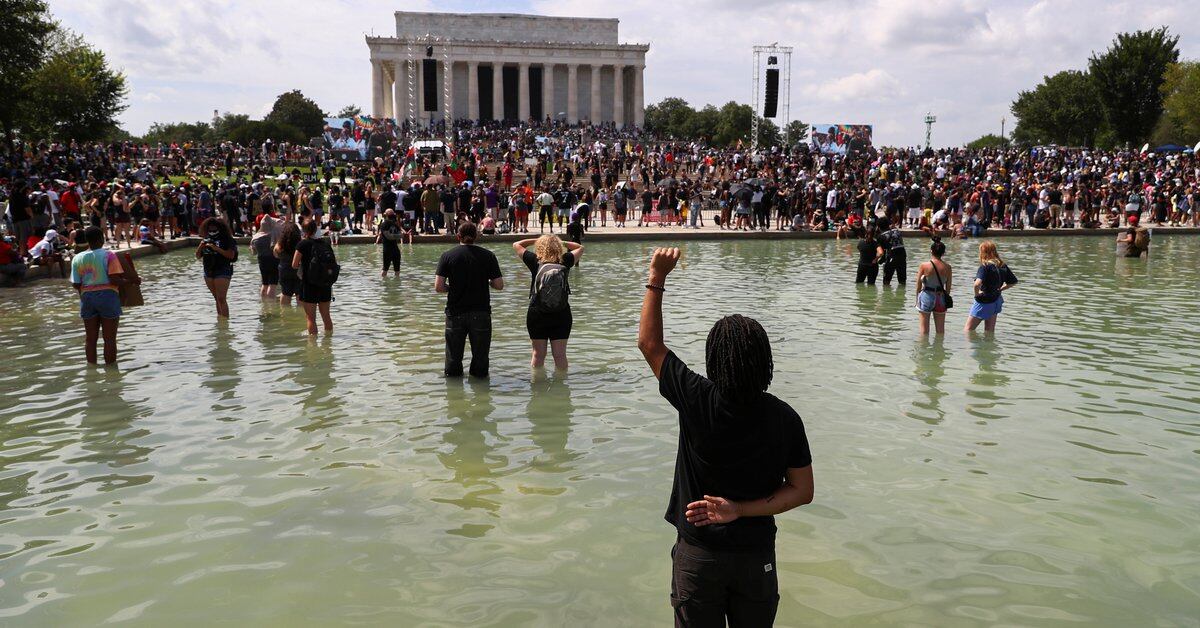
<box><xmin>0</xmin><ymin>237</ymin><xmax>1198</xmax><ymax>626</ymax></box>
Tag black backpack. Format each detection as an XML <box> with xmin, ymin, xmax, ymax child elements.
<box><xmin>529</xmin><ymin>263</ymin><xmax>569</xmax><ymax>313</ymax></box>
<box><xmin>303</xmin><ymin>238</ymin><xmax>340</xmax><ymax>286</ymax></box>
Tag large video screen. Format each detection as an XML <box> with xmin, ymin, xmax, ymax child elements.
<box><xmin>321</xmin><ymin>116</ymin><xmax>398</xmax><ymax>161</ymax></box>
<box><xmin>810</xmin><ymin>123</ymin><xmax>873</xmax><ymax>156</ymax></box>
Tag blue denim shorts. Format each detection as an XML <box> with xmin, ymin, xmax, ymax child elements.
<box><xmin>80</xmin><ymin>289</ymin><xmax>122</xmax><ymax>319</ymax></box>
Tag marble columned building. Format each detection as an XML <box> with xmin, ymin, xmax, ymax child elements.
<box><xmin>366</xmin><ymin>12</ymin><xmax>648</xmax><ymax>127</ymax></box>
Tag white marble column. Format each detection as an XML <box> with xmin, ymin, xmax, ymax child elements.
<box><xmin>467</xmin><ymin>61</ymin><xmax>479</xmax><ymax>120</ymax></box>
<box><xmin>567</xmin><ymin>64</ymin><xmax>579</xmax><ymax>124</ymax></box>
<box><xmin>383</xmin><ymin>64</ymin><xmax>395</xmax><ymax>118</ymax></box>
<box><xmin>590</xmin><ymin>64</ymin><xmax>601</xmax><ymax>125</ymax></box>
<box><xmin>444</xmin><ymin>60</ymin><xmax>455</xmax><ymax>123</ymax></box>
<box><xmin>633</xmin><ymin>65</ymin><xmax>645</xmax><ymax>127</ymax></box>
<box><xmin>371</xmin><ymin>60</ymin><xmax>384</xmax><ymax>117</ymax></box>
<box><xmin>613</xmin><ymin>64</ymin><xmax>625</xmax><ymax>128</ymax></box>
<box><xmin>492</xmin><ymin>63</ymin><xmax>503</xmax><ymax>121</ymax></box>
<box><xmin>542</xmin><ymin>64</ymin><xmax>553</xmax><ymax>122</ymax></box>
<box><xmin>392</xmin><ymin>61</ymin><xmax>405</xmax><ymax>122</ymax></box>
<box><xmin>518</xmin><ymin>63</ymin><xmax>530</xmax><ymax>122</ymax></box>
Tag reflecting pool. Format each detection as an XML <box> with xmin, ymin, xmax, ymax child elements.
<box><xmin>1</xmin><ymin>236</ymin><xmax>1198</xmax><ymax>625</ymax></box>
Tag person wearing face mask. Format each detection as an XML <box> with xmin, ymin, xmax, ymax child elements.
<box><xmin>195</xmin><ymin>217</ymin><xmax>238</xmax><ymax>318</ymax></box>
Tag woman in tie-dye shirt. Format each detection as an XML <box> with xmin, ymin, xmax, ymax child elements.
<box><xmin>70</xmin><ymin>226</ymin><xmax>138</xmax><ymax>364</ymax></box>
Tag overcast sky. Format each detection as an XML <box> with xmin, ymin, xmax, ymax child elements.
<box><xmin>48</xmin><ymin>0</ymin><xmax>1198</xmax><ymax>147</ymax></box>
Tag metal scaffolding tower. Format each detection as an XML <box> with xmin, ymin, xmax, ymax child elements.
<box><xmin>751</xmin><ymin>44</ymin><xmax>792</xmax><ymax>151</ymax></box>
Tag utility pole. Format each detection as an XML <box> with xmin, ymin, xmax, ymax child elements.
<box><xmin>924</xmin><ymin>113</ymin><xmax>937</xmax><ymax>150</ymax></box>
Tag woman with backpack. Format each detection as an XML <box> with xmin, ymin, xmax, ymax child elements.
<box><xmin>195</xmin><ymin>217</ymin><xmax>238</xmax><ymax>319</ymax></box>
<box><xmin>292</xmin><ymin>218</ymin><xmax>337</xmax><ymax>335</ymax></box>
<box><xmin>513</xmin><ymin>234</ymin><xmax>583</xmax><ymax>370</ymax></box>
<box><xmin>965</xmin><ymin>240</ymin><xmax>1018</xmax><ymax>333</ymax></box>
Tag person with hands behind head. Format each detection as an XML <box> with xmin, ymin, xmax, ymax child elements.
<box><xmin>513</xmin><ymin>234</ymin><xmax>583</xmax><ymax>370</ymax></box>
<box><xmin>638</xmin><ymin>247</ymin><xmax>814</xmax><ymax>628</ymax></box>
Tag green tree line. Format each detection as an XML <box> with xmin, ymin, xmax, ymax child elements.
<box><xmin>644</xmin><ymin>97</ymin><xmax>808</xmax><ymax>148</ymax></box>
<box><xmin>142</xmin><ymin>90</ymin><xmax>328</xmax><ymax>146</ymax></box>
<box><xmin>1005</xmin><ymin>27</ymin><xmax>1200</xmax><ymax>149</ymax></box>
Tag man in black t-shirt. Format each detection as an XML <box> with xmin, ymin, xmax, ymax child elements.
<box><xmin>638</xmin><ymin>247</ymin><xmax>814</xmax><ymax>626</ymax></box>
<box><xmin>435</xmin><ymin>222</ymin><xmax>504</xmax><ymax>378</ymax></box>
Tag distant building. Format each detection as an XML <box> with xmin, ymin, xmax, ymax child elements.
<box><xmin>365</xmin><ymin>11</ymin><xmax>648</xmax><ymax>127</ymax></box>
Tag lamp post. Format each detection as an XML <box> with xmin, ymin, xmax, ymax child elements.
<box><xmin>924</xmin><ymin>113</ymin><xmax>937</xmax><ymax>151</ymax></box>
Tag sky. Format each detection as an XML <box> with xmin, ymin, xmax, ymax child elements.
<box><xmin>47</xmin><ymin>0</ymin><xmax>1198</xmax><ymax>147</ymax></box>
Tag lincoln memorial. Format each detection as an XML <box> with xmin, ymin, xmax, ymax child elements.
<box><xmin>366</xmin><ymin>12</ymin><xmax>648</xmax><ymax>127</ymax></box>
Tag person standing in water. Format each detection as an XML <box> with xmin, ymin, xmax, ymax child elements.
<box><xmin>513</xmin><ymin>234</ymin><xmax>583</xmax><ymax>370</ymax></box>
<box><xmin>292</xmin><ymin>218</ymin><xmax>337</xmax><ymax>335</ymax></box>
<box><xmin>376</xmin><ymin>209</ymin><xmax>403</xmax><ymax>277</ymax></box>
<box><xmin>965</xmin><ymin>240</ymin><xmax>1018</xmax><ymax>333</ymax></box>
<box><xmin>435</xmin><ymin>222</ymin><xmax>504</xmax><ymax>378</ymax></box>
<box><xmin>915</xmin><ymin>237</ymin><xmax>952</xmax><ymax>335</ymax></box>
<box><xmin>196</xmin><ymin>217</ymin><xmax>237</xmax><ymax>318</ymax></box>
<box><xmin>71</xmin><ymin>226</ymin><xmax>139</xmax><ymax>364</ymax></box>
<box><xmin>855</xmin><ymin>225</ymin><xmax>884</xmax><ymax>285</ymax></box>
<box><xmin>637</xmin><ymin>247</ymin><xmax>814</xmax><ymax>627</ymax></box>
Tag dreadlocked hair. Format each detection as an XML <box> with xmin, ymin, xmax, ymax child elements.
<box><xmin>705</xmin><ymin>315</ymin><xmax>774</xmax><ymax>403</ymax></box>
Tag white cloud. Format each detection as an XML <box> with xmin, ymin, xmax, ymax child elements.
<box><xmin>47</xmin><ymin>0</ymin><xmax>1200</xmax><ymax>147</ymax></box>
<box><xmin>806</xmin><ymin>69</ymin><xmax>902</xmax><ymax>103</ymax></box>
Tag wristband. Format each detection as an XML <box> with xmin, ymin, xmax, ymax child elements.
<box><xmin>645</xmin><ymin>283</ymin><xmax>665</xmax><ymax>292</ymax></box>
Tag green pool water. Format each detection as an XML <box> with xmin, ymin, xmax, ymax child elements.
<box><xmin>0</xmin><ymin>236</ymin><xmax>1197</xmax><ymax>626</ymax></box>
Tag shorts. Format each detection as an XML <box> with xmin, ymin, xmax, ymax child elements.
<box><xmin>279</xmin><ymin>266</ymin><xmax>300</xmax><ymax>297</ymax></box>
<box><xmin>969</xmin><ymin>295</ymin><xmax>1003</xmax><ymax>320</ymax></box>
<box><xmin>204</xmin><ymin>268</ymin><xmax>233</xmax><ymax>280</ymax></box>
<box><xmin>258</xmin><ymin>255</ymin><xmax>280</xmax><ymax>285</ymax></box>
<box><xmin>526</xmin><ymin>308</ymin><xmax>572</xmax><ymax>341</ymax></box>
<box><xmin>80</xmin><ymin>289</ymin><xmax>122</xmax><ymax>319</ymax></box>
<box><xmin>299</xmin><ymin>282</ymin><xmax>332</xmax><ymax>304</ymax></box>
<box><xmin>917</xmin><ymin>289</ymin><xmax>945</xmax><ymax>313</ymax></box>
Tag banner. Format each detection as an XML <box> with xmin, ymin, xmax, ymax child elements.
<box><xmin>810</xmin><ymin>124</ymin><xmax>873</xmax><ymax>156</ymax></box>
<box><xmin>322</xmin><ymin>116</ymin><xmax>399</xmax><ymax>160</ymax></box>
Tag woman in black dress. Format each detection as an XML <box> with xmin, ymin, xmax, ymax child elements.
<box><xmin>512</xmin><ymin>234</ymin><xmax>583</xmax><ymax>370</ymax></box>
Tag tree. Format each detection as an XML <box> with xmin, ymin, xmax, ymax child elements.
<box><xmin>1088</xmin><ymin>27</ymin><xmax>1180</xmax><ymax>144</ymax></box>
<box><xmin>644</xmin><ymin>97</ymin><xmax>695</xmax><ymax>138</ymax></box>
<box><xmin>143</xmin><ymin>121</ymin><xmax>213</xmax><ymax>145</ymax></box>
<box><xmin>228</xmin><ymin>119</ymin><xmax>305</xmax><ymax>145</ymax></box>
<box><xmin>265</xmin><ymin>90</ymin><xmax>325</xmax><ymax>138</ymax></box>
<box><xmin>756</xmin><ymin>118</ymin><xmax>781</xmax><ymax>148</ymax></box>
<box><xmin>783</xmin><ymin>120</ymin><xmax>809</xmax><ymax>145</ymax></box>
<box><xmin>1011</xmin><ymin>70</ymin><xmax>1104</xmax><ymax>146</ymax></box>
<box><xmin>20</xmin><ymin>29</ymin><xmax>127</xmax><ymax>141</ymax></box>
<box><xmin>335</xmin><ymin>104</ymin><xmax>362</xmax><ymax>118</ymax></box>
<box><xmin>1157</xmin><ymin>61</ymin><xmax>1200</xmax><ymax>145</ymax></box>
<box><xmin>713</xmin><ymin>101</ymin><xmax>753</xmax><ymax>146</ymax></box>
<box><xmin>212</xmin><ymin>112</ymin><xmax>251</xmax><ymax>140</ymax></box>
<box><xmin>966</xmin><ymin>133</ymin><xmax>1008</xmax><ymax>149</ymax></box>
<box><xmin>0</xmin><ymin>0</ymin><xmax>56</xmax><ymax>147</ymax></box>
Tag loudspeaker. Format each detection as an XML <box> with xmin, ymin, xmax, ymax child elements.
<box><xmin>423</xmin><ymin>59</ymin><xmax>437</xmax><ymax>112</ymax></box>
<box><xmin>764</xmin><ymin>69</ymin><xmax>779</xmax><ymax>118</ymax></box>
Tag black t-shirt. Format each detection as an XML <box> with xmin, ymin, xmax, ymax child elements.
<box><xmin>295</xmin><ymin>237</ymin><xmax>331</xmax><ymax>284</ymax></box>
<box><xmin>521</xmin><ymin>249</ymin><xmax>574</xmax><ymax>297</ymax></box>
<box><xmin>201</xmin><ymin>231</ymin><xmax>236</xmax><ymax>275</ymax></box>
<box><xmin>380</xmin><ymin>190</ymin><xmax>397</xmax><ymax>211</ymax></box>
<box><xmin>380</xmin><ymin>219</ymin><xmax>402</xmax><ymax>246</ymax></box>
<box><xmin>659</xmin><ymin>351</ymin><xmax>811</xmax><ymax>551</ymax></box>
<box><xmin>436</xmin><ymin>244</ymin><xmax>502</xmax><ymax>315</ymax></box>
<box><xmin>857</xmin><ymin>237</ymin><xmax>880</xmax><ymax>266</ymax></box>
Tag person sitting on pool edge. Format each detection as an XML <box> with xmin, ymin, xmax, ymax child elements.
<box><xmin>637</xmin><ymin>247</ymin><xmax>814</xmax><ymax>627</ymax></box>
